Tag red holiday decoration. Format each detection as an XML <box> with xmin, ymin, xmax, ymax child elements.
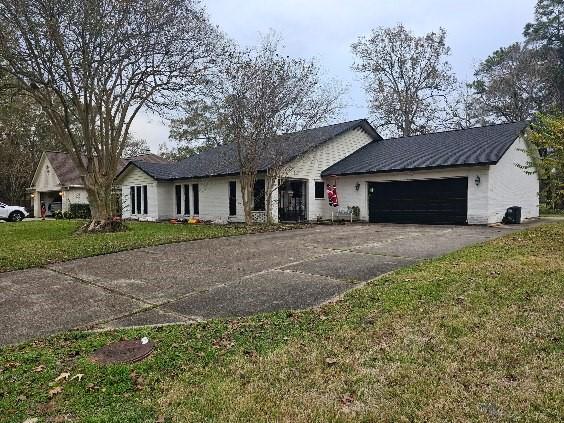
<box><xmin>326</xmin><ymin>184</ymin><xmax>339</xmax><ymax>207</ymax></box>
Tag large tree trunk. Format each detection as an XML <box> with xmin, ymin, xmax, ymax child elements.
<box><xmin>81</xmin><ymin>176</ymin><xmax>124</xmax><ymax>233</ymax></box>
<box><xmin>265</xmin><ymin>174</ymin><xmax>277</xmax><ymax>225</ymax></box>
<box><xmin>240</xmin><ymin>172</ymin><xmax>255</xmax><ymax>225</ymax></box>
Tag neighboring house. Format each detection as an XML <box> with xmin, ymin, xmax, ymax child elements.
<box><xmin>29</xmin><ymin>151</ymin><xmax>169</xmax><ymax>216</ymax></box>
<box><xmin>116</xmin><ymin>119</ymin><xmax>539</xmax><ymax>225</ymax></box>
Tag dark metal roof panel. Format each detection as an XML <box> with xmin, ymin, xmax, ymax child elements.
<box><xmin>321</xmin><ymin>121</ymin><xmax>528</xmax><ymax>176</ymax></box>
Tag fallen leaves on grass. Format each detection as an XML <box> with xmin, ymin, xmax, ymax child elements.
<box><xmin>54</xmin><ymin>372</ymin><xmax>70</xmax><ymax>382</ymax></box>
<box><xmin>32</xmin><ymin>364</ymin><xmax>45</xmax><ymax>372</ymax></box>
<box><xmin>130</xmin><ymin>371</ymin><xmax>146</xmax><ymax>390</ymax></box>
<box><xmin>70</xmin><ymin>373</ymin><xmax>84</xmax><ymax>382</ymax></box>
<box><xmin>48</xmin><ymin>386</ymin><xmax>63</xmax><ymax>397</ymax></box>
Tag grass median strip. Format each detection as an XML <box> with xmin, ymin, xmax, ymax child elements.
<box><xmin>1</xmin><ymin>223</ymin><xmax>563</xmax><ymax>422</ymax></box>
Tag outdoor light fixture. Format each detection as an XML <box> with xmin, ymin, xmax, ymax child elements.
<box><xmin>355</xmin><ymin>182</ymin><xmax>361</xmax><ymax>191</ymax></box>
<box><xmin>474</xmin><ymin>176</ymin><xmax>481</xmax><ymax>186</ymax></box>
<box><xmin>59</xmin><ymin>191</ymin><xmax>64</xmax><ymax>196</ymax></box>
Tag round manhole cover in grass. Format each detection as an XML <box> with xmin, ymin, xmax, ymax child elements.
<box><xmin>90</xmin><ymin>339</ymin><xmax>154</xmax><ymax>364</ymax></box>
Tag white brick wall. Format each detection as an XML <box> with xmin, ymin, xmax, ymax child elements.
<box><xmin>284</xmin><ymin>127</ymin><xmax>375</xmax><ymax>220</ymax></box>
<box><xmin>488</xmin><ymin>136</ymin><xmax>539</xmax><ymax>222</ymax></box>
<box><xmin>62</xmin><ymin>188</ymin><xmax>89</xmax><ymax>212</ymax></box>
<box><xmin>119</xmin><ymin>166</ymin><xmax>159</xmax><ymax>220</ymax></box>
<box><xmin>169</xmin><ymin>177</ymin><xmax>246</xmax><ymax>223</ymax></box>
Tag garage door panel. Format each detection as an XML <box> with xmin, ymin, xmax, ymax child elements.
<box><xmin>368</xmin><ymin>178</ymin><xmax>468</xmax><ymax>224</ymax></box>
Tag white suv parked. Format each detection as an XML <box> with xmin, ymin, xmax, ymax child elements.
<box><xmin>0</xmin><ymin>202</ymin><xmax>29</xmax><ymax>222</ymax></box>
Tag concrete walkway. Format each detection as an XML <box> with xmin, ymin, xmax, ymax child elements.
<box><xmin>0</xmin><ymin>223</ymin><xmax>528</xmax><ymax>345</ymax></box>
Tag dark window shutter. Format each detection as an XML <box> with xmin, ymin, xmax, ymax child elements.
<box><xmin>130</xmin><ymin>186</ymin><xmax>135</xmax><ymax>214</ymax></box>
<box><xmin>229</xmin><ymin>181</ymin><xmax>237</xmax><ymax>216</ymax></box>
<box><xmin>136</xmin><ymin>186</ymin><xmax>142</xmax><ymax>214</ymax></box>
<box><xmin>143</xmin><ymin>185</ymin><xmax>148</xmax><ymax>214</ymax></box>
<box><xmin>175</xmin><ymin>185</ymin><xmax>182</xmax><ymax>214</ymax></box>
<box><xmin>184</xmin><ymin>184</ymin><xmax>190</xmax><ymax>215</ymax></box>
<box><xmin>192</xmin><ymin>184</ymin><xmax>199</xmax><ymax>215</ymax></box>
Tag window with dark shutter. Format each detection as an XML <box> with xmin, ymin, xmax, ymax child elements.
<box><xmin>130</xmin><ymin>186</ymin><xmax>135</xmax><ymax>214</ymax></box>
<box><xmin>192</xmin><ymin>184</ymin><xmax>199</xmax><ymax>215</ymax></box>
<box><xmin>175</xmin><ymin>185</ymin><xmax>182</xmax><ymax>215</ymax></box>
<box><xmin>315</xmin><ymin>181</ymin><xmax>325</xmax><ymax>199</ymax></box>
<box><xmin>253</xmin><ymin>179</ymin><xmax>265</xmax><ymax>211</ymax></box>
<box><xmin>184</xmin><ymin>184</ymin><xmax>190</xmax><ymax>215</ymax></box>
<box><xmin>136</xmin><ymin>186</ymin><xmax>142</xmax><ymax>214</ymax></box>
<box><xmin>229</xmin><ymin>181</ymin><xmax>236</xmax><ymax>216</ymax></box>
<box><xmin>143</xmin><ymin>185</ymin><xmax>148</xmax><ymax>214</ymax></box>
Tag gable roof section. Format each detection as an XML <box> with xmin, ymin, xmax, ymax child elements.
<box><xmin>45</xmin><ymin>151</ymin><xmax>84</xmax><ymax>185</ymax></box>
<box><xmin>33</xmin><ymin>152</ymin><xmax>171</xmax><ymax>187</ymax></box>
<box><xmin>321</xmin><ymin>121</ymin><xmax>529</xmax><ymax>177</ymax></box>
<box><xmin>123</xmin><ymin>119</ymin><xmax>380</xmax><ymax>181</ymax></box>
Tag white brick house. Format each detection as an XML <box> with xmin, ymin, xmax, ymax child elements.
<box><xmin>116</xmin><ymin>120</ymin><xmax>379</xmax><ymax>222</ymax></box>
<box><xmin>116</xmin><ymin>120</ymin><xmax>539</xmax><ymax>225</ymax></box>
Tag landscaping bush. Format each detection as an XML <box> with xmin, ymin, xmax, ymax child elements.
<box><xmin>69</xmin><ymin>203</ymin><xmax>91</xmax><ymax>219</ymax></box>
<box><xmin>51</xmin><ymin>204</ymin><xmax>91</xmax><ymax>219</ymax></box>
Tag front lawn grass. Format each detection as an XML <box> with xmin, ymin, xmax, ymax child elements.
<box><xmin>1</xmin><ymin>223</ymin><xmax>563</xmax><ymax>422</ymax></box>
<box><xmin>0</xmin><ymin>220</ymin><xmax>269</xmax><ymax>272</ymax></box>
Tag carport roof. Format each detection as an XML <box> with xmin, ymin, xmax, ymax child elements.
<box><xmin>321</xmin><ymin>121</ymin><xmax>529</xmax><ymax>176</ymax></box>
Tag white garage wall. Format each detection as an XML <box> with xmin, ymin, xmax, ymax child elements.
<box><xmin>284</xmin><ymin>127</ymin><xmax>375</xmax><ymax>221</ymax></box>
<box><xmin>330</xmin><ymin>166</ymin><xmax>491</xmax><ymax>224</ymax></box>
<box><xmin>488</xmin><ymin>136</ymin><xmax>539</xmax><ymax>222</ymax></box>
<box><xmin>119</xmin><ymin>166</ymin><xmax>159</xmax><ymax>220</ymax></box>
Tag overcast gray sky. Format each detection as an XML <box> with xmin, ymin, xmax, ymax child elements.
<box><xmin>131</xmin><ymin>0</ymin><xmax>537</xmax><ymax>151</ymax></box>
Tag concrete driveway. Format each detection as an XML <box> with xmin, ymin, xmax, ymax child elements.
<box><xmin>0</xmin><ymin>223</ymin><xmax>524</xmax><ymax>345</ymax></box>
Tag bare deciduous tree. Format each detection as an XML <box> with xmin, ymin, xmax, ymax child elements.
<box><xmin>352</xmin><ymin>24</ymin><xmax>457</xmax><ymax>137</ymax></box>
<box><xmin>173</xmin><ymin>33</ymin><xmax>345</xmax><ymax>224</ymax></box>
<box><xmin>469</xmin><ymin>42</ymin><xmax>555</xmax><ymax>123</ymax></box>
<box><xmin>0</xmin><ymin>73</ymin><xmax>58</xmax><ymax>205</ymax></box>
<box><xmin>0</xmin><ymin>0</ymin><xmax>222</xmax><ymax>231</ymax></box>
<box><xmin>123</xmin><ymin>137</ymin><xmax>151</xmax><ymax>158</ymax></box>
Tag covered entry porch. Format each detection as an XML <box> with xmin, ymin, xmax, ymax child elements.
<box><xmin>278</xmin><ymin>179</ymin><xmax>307</xmax><ymax>222</ymax></box>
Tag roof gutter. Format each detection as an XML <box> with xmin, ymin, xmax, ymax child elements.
<box><xmin>321</xmin><ymin>161</ymin><xmax>496</xmax><ymax>178</ymax></box>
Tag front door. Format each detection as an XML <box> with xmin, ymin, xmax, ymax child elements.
<box><xmin>278</xmin><ymin>179</ymin><xmax>306</xmax><ymax>222</ymax></box>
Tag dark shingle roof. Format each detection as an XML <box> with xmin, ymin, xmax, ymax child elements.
<box><xmin>42</xmin><ymin>152</ymin><xmax>170</xmax><ymax>186</ymax></box>
<box><xmin>321</xmin><ymin>121</ymin><xmax>529</xmax><ymax>177</ymax></box>
<box><xmin>123</xmin><ymin>119</ymin><xmax>380</xmax><ymax>181</ymax></box>
<box><xmin>45</xmin><ymin>151</ymin><xmax>85</xmax><ymax>185</ymax></box>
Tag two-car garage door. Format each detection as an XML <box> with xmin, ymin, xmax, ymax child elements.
<box><xmin>368</xmin><ymin>177</ymin><xmax>468</xmax><ymax>224</ymax></box>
